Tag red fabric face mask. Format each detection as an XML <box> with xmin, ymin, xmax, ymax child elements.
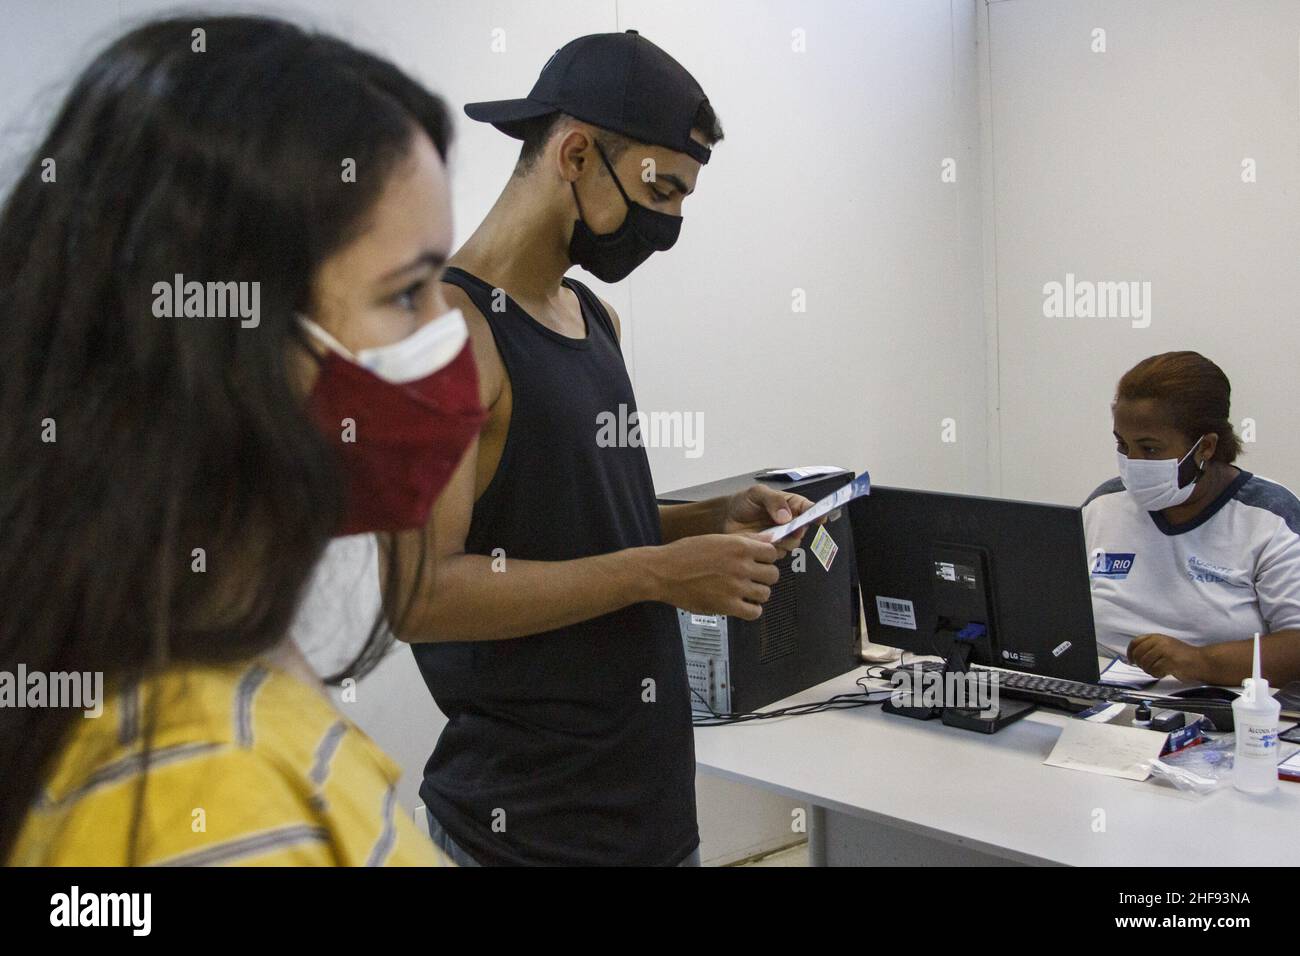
<box><xmin>301</xmin><ymin>308</ymin><xmax>486</xmax><ymax>536</ymax></box>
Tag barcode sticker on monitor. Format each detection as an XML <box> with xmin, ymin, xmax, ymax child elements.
<box><xmin>876</xmin><ymin>596</ymin><xmax>917</xmax><ymax>630</ymax></box>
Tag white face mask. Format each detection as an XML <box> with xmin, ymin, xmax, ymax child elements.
<box><xmin>291</xmin><ymin>534</ymin><xmax>385</xmax><ymax>682</ymax></box>
<box><xmin>1116</xmin><ymin>435</ymin><xmax>1207</xmax><ymax>511</ymax></box>
<box><xmin>298</xmin><ymin>308</ymin><xmax>468</xmax><ymax>384</ymax></box>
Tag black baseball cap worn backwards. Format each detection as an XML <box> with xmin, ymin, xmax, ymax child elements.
<box><xmin>464</xmin><ymin>29</ymin><xmax>712</xmax><ymax>165</ymax></box>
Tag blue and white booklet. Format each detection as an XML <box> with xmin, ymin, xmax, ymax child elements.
<box><xmin>759</xmin><ymin>472</ymin><xmax>871</xmax><ymax>542</ymax></box>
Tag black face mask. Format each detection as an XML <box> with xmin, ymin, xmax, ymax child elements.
<box><xmin>568</xmin><ymin>142</ymin><xmax>682</xmax><ymax>283</ymax></box>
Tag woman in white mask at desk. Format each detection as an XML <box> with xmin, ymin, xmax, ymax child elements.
<box><xmin>1083</xmin><ymin>351</ymin><xmax>1300</xmax><ymax>686</ymax></box>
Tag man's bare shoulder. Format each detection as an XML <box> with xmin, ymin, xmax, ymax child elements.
<box><xmin>595</xmin><ymin>293</ymin><xmax>622</xmax><ymax>341</ymax></box>
<box><xmin>441</xmin><ymin>279</ymin><xmax>503</xmax><ymax>395</ymax></box>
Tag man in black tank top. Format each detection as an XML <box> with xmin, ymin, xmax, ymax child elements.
<box><xmin>389</xmin><ymin>32</ymin><xmax>817</xmax><ymax>866</ymax></box>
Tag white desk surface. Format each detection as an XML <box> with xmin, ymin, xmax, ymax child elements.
<box><xmin>692</xmin><ymin>665</ymin><xmax>1300</xmax><ymax>866</ymax></box>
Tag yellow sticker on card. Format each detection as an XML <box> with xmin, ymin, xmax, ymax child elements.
<box><xmin>810</xmin><ymin>524</ymin><xmax>838</xmax><ymax>571</ymax></box>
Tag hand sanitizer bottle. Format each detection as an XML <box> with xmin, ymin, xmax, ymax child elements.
<box><xmin>1233</xmin><ymin>633</ymin><xmax>1281</xmax><ymax>794</ymax></box>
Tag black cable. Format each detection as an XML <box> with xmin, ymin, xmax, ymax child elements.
<box><xmin>690</xmin><ymin>684</ymin><xmax>723</xmax><ymax>720</ymax></box>
<box><xmin>691</xmin><ymin>676</ymin><xmax>891</xmax><ymax>726</ymax></box>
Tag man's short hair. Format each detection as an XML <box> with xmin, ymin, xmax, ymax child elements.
<box><xmin>513</xmin><ymin>101</ymin><xmax>724</xmax><ymax>176</ymax></box>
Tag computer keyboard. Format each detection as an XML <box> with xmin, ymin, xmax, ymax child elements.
<box><xmin>879</xmin><ymin>659</ymin><xmax>1238</xmax><ymax>728</ymax></box>
<box><xmin>991</xmin><ymin>668</ymin><xmax>1125</xmax><ymax>703</ymax></box>
<box><xmin>882</xmin><ymin>660</ymin><xmax>1127</xmax><ymax>713</ymax></box>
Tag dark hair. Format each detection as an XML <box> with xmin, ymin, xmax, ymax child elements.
<box><xmin>692</xmin><ymin>99</ymin><xmax>725</xmax><ymax>146</ymax></box>
<box><xmin>1115</xmin><ymin>351</ymin><xmax>1243</xmax><ymax>464</ymax></box>
<box><xmin>514</xmin><ymin>99</ymin><xmax>724</xmax><ymax>174</ymax></box>
<box><xmin>0</xmin><ymin>15</ymin><xmax>450</xmax><ymax>861</ymax></box>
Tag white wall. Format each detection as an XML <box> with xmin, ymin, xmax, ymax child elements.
<box><xmin>0</xmin><ymin>2</ymin><xmax>120</xmax><ymax>189</ymax></box>
<box><xmin>983</xmin><ymin>0</ymin><xmax>1300</xmax><ymax>505</ymax></box>
<box><xmin>625</xmin><ymin>0</ymin><xmax>990</xmax><ymax>495</ymax></box>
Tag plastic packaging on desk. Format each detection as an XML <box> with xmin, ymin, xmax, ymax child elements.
<box><xmin>1146</xmin><ymin>736</ymin><xmax>1235</xmax><ymax>795</ymax></box>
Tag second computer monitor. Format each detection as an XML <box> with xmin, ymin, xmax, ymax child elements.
<box><xmin>849</xmin><ymin>486</ymin><xmax>1100</xmax><ymax>684</ymax></box>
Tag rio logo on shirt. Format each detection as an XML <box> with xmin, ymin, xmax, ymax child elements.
<box><xmin>1091</xmin><ymin>551</ymin><xmax>1136</xmax><ymax>579</ymax></box>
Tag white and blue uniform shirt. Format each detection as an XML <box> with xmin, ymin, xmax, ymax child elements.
<box><xmin>1083</xmin><ymin>470</ymin><xmax>1300</xmax><ymax>659</ymax></box>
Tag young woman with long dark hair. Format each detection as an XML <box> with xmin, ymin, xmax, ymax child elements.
<box><xmin>0</xmin><ymin>16</ymin><xmax>484</xmax><ymax>865</ymax></box>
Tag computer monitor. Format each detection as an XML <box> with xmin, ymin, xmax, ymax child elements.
<box><xmin>848</xmin><ymin>486</ymin><xmax>1100</xmax><ymax>684</ymax></box>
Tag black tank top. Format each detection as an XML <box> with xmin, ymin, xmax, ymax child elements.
<box><xmin>413</xmin><ymin>267</ymin><xmax>698</xmax><ymax>866</ymax></box>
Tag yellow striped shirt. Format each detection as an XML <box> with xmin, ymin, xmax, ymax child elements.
<box><xmin>9</xmin><ymin>659</ymin><xmax>447</xmax><ymax>866</ymax></box>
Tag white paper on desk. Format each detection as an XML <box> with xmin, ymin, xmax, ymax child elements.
<box><xmin>758</xmin><ymin>472</ymin><xmax>871</xmax><ymax>542</ymax></box>
<box><xmin>1099</xmin><ymin>657</ymin><xmax>1159</xmax><ymax>688</ymax></box>
<box><xmin>758</xmin><ymin>465</ymin><xmax>843</xmax><ymax>481</ymax></box>
<box><xmin>1044</xmin><ymin>719</ymin><xmax>1166</xmax><ymax>781</ymax></box>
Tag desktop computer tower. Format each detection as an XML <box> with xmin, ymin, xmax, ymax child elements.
<box><xmin>657</xmin><ymin>468</ymin><xmax>862</xmax><ymax>714</ymax></box>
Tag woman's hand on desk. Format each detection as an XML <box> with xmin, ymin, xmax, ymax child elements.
<box><xmin>1127</xmin><ymin>633</ymin><xmax>1206</xmax><ymax>682</ymax></box>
